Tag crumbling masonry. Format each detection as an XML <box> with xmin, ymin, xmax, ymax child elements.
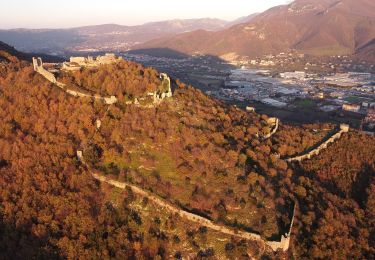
<box><xmin>33</xmin><ymin>57</ymin><xmax>118</xmax><ymax>105</ymax></box>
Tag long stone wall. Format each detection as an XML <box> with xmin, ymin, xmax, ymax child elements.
<box><xmin>266</xmin><ymin>202</ymin><xmax>296</xmax><ymax>251</ymax></box>
<box><xmin>286</xmin><ymin>124</ymin><xmax>349</xmax><ymax>163</ymax></box>
<box><xmin>33</xmin><ymin>57</ymin><xmax>57</xmax><ymax>84</ymax></box>
<box><xmin>33</xmin><ymin>57</ymin><xmax>118</xmax><ymax>105</ymax></box>
<box><xmin>89</xmin><ymin>170</ymin><xmax>295</xmax><ymax>252</ymax></box>
<box><xmin>33</xmin><ymin>57</ymin><xmax>174</xmax><ymax>107</ymax></box>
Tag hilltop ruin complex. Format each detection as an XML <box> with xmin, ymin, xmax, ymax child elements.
<box><xmin>62</xmin><ymin>53</ymin><xmax>123</xmax><ymax>71</ymax></box>
<box><xmin>33</xmin><ymin>57</ymin><xmax>118</xmax><ymax>104</ymax></box>
<box><xmin>32</xmin><ymin>55</ymin><xmax>173</xmax><ymax>106</ymax></box>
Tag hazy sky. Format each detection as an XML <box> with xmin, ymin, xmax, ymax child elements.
<box><xmin>0</xmin><ymin>0</ymin><xmax>290</xmax><ymax>29</ymax></box>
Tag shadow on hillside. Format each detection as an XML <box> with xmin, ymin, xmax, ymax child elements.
<box><xmin>0</xmin><ymin>222</ymin><xmax>60</xmax><ymax>259</ymax></box>
<box><xmin>124</xmin><ymin>48</ymin><xmax>237</xmax><ymax>92</ymax></box>
<box><xmin>128</xmin><ymin>48</ymin><xmax>191</xmax><ymax>59</ymax></box>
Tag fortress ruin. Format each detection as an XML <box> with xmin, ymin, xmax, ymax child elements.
<box><xmin>32</xmin><ymin>57</ymin><xmax>118</xmax><ymax>105</ymax></box>
<box><xmin>62</xmin><ymin>53</ymin><xmax>123</xmax><ymax>71</ymax></box>
<box><xmin>264</xmin><ymin>117</ymin><xmax>279</xmax><ymax>139</ymax></box>
<box><xmin>32</xmin><ymin>56</ymin><xmax>172</xmax><ymax>106</ymax></box>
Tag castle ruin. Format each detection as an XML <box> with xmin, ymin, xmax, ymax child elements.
<box><xmin>32</xmin><ymin>56</ymin><xmax>173</xmax><ymax>107</ymax></box>
<box><xmin>62</xmin><ymin>53</ymin><xmax>123</xmax><ymax>71</ymax></box>
<box><xmin>146</xmin><ymin>73</ymin><xmax>173</xmax><ymax>104</ymax></box>
<box><xmin>33</xmin><ymin>57</ymin><xmax>118</xmax><ymax>105</ymax></box>
<box><xmin>32</xmin><ymin>57</ymin><xmax>57</xmax><ymax>84</ymax></box>
<box><xmin>263</xmin><ymin>117</ymin><xmax>280</xmax><ymax>139</ymax></box>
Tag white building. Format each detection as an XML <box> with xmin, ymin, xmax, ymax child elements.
<box><xmin>261</xmin><ymin>98</ymin><xmax>287</xmax><ymax>108</ymax></box>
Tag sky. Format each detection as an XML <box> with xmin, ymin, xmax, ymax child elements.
<box><xmin>0</xmin><ymin>0</ymin><xmax>290</xmax><ymax>29</ymax></box>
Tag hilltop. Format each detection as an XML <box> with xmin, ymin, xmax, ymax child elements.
<box><xmin>136</xmin><ymin>0</ymin><xmax>375</xmax><ymax>59</ymax></box>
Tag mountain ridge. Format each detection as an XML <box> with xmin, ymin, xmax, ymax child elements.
<box><xmin>0</xmin><ymin>17</ymin><xmax>251</xmax><ymax>55</ymax></box>
<box><xmin>135</xmin><ymin>0</ymin><xmax>375</xmax><ymax>59</ymax></box>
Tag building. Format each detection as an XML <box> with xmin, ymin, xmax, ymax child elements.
<box><xmin>261</xmin><ymin>98</ymin><xmax>287</xmax><ymax>108</ymax></box>
<box><xmin>314</xmin><ymin>92</ymin><xmax>324</xmax><ymax>99</ymax></box>
<box><xmin>342</xmin><ymin>103</ymin><xmax>361</xmax><ymax>113</ymax></box>
<box><xmin>280</xmin><ymin>71</ymin><xmax>306</xmax><ymax>80</ymax></box>
<box><xmin>62</xmin><ymin>53</ymin><xmax>122</xmax><ymax>71</ymax></box>
<box><xmin>246</xmin><ymin>106</ymin><xmax>255</xmax><ymax>112</ymax></box>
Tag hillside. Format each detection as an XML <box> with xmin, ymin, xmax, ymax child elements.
<box><xmin>0</xmin><ymin>18</ymin><xmax>234</xmax><ymax>55</ymax></box>
<box><xmin>0</xmin><ymin>54</ymin><xmax>374</xmax><ymax>258</ymax></box>
<box><xmin>136</xmin><ymin>0</ymin><xmax>375</xmax><ymax>59</ymax></box>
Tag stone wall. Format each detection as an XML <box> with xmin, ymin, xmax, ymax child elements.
<box><xmin>34</xmin><ymin>57</ymin><xmax>173</xmax><ymax>107</ymax></box>
<box><xmin>90</xmin><ymin>169</ymin><xmax>296</xmax><ymax>252</ymax></box>
<box><xmin>142</xmin><ymin>73</ymin><xmax>173</xmax><ymax>106</ymax></box>
<box><xmin>265</xmin><ymin>203</ymin><xmax>296</xmax><ymax>251</ymax></box>
<box><xmin>32</xmin><ymin>57</ymin><xmax>57</xmax><ymax>84</ymax></box>
<box><xmin>264</xmin><ymin>117</ymin><xmax>279</xmax><ymax>139</ymax></box>
<box><xmin>286</xmin><ymin>124</ymin><xmax>349</xmax><ymax>163</ymax></box>
<box><xmin>33</xmin><ymin>57</ymin><xmax>118</xmax><ymax>105</ymax></box>
<box><xmin>62</xmin><ymin>53</ymin><xmax>122</xmax><ymax>71</ymax></box>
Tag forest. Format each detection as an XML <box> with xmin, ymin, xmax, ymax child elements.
<box><xmin>0</xmin><ymin>51</ymin><xmax>374</xmax><ymax>259</ymax></box>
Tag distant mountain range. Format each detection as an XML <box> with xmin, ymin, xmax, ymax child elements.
<box><xmin>0</xmin><ymin>41</ymin><xmax>63</xmax><ymax>62</ymax></box>
<box><xmin>0</xmin><ymin>17</ymin><xmax>257</xmax><ymax>56</ymax></box>
<box><xmin>1</xmin><ymin>0</ymin><xmax>373</xmax><ymax>61</ymax></box>
<box><xmin>136</xmin><ymin>0</ymin><xmax>375</xmax><ymax>60</ymax></box>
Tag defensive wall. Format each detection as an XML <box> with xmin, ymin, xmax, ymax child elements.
<box><xmin>286</xmin><ymin>124</ymin><xmax>349</xmax><ymax>163</ymax></box>
<box><xmin>34</xmin><ymin>57</ymin><xmax>172</xmax><ymax>106</ymax></box>
<box><xmin>32</xmin><ymin>57</ymin><xmax>57</xmax><ymax>84</ymax></box>
<box><xmin>33</xmin><ymin>57</ymin><xmax>118</xmax><ymax>105</ymax></box>
<box><xmin>86</xmin><ymin>166</ymin><xmax>296</xmax><ymax>252</ymax></box>
<box><xmin>264</xmin><ymin>117</ymin><xmax>279</xmax><ymax>139</ymax></box>
<box><xmin>266</xmin><ymin>202</ymin><xmax>296</xmax><ymax>251</ymax></box>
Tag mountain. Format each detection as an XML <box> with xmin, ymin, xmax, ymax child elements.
<box><xmin>136</xmin><ymin>0</ymin><xmax>375</xmax><ymax>59</ymax></box>
<box><xmin>0</xmin><ymin>40</ymin><xmax>63</xmax><ymax>62</ymax></box>
<box><xmin>225</xmin><ymin>13</ymin><xmax>259</xmax><ymax>28</ymax></box>
<box><xmin>0</xmin><ymin>18</ymin><xmax>229</xmax><ymax>55</ymax></box>
<box><xmin>355</xmin><ymin>38</ymin><xmax>375</xmax><ymax>62</ymax></box>
<box><xmin>0</xmin><ymin>40</ymin><xmax>29</xmax><ymax>61</ymax></box>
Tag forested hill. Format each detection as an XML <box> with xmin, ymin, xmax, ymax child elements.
<box><xmin>0</xmin><ymin>55</ymin><xmax>374</xmax><ymax>258</ymax></box>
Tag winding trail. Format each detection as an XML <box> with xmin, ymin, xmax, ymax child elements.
<box><xmin>91</xmin><ymin>172</ymin><xmax>290</xmax><ymax>251</ymax></box>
